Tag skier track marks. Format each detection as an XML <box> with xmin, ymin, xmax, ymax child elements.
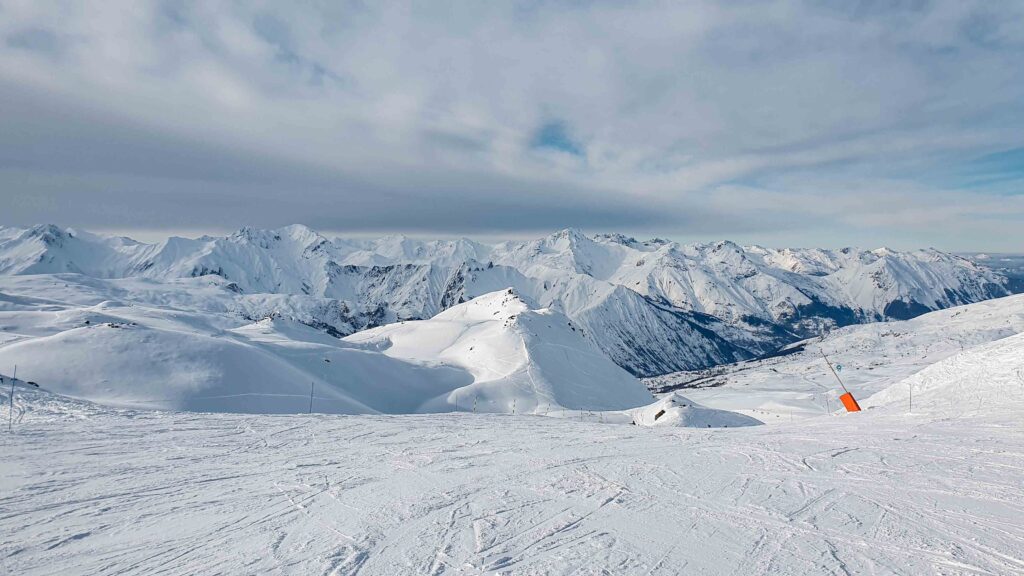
<box><xmin>3</xmin><ymin>399</ymin><xmax>1024</xmax><ymax>575</ymax></box>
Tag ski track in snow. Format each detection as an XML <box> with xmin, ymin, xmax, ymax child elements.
<box><xmin>2</xmin><ymin>394</ymin><xmax>1023</xmax><ymax>575</ymax></box>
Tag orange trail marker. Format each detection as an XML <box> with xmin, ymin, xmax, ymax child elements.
<box><xmin>839</xmin><ymin>392</ymin><xmax>861</xmax><ymax>412</ymax></box>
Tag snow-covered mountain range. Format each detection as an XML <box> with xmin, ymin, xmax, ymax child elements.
<box><xmin>1</xmin><ymin>224</ymin><xmax>1017</xmax><ymax>376</ymax></box>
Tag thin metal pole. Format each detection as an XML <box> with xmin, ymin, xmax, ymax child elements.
<box><xmin>309</xmin><ymin>381</ymin><xmax>314</xmax><ymax>414</ymax></box>
<box><xmin>820</xmin><ymin>351</ymin><xmax>849</xmax><ymax>393</ymax></box>
<box><xmin>8</xmin><ymin>365</ymin><xmax>16</xmax><ymax>433</ymax></box>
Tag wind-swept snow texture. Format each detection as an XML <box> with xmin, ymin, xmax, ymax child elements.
<box><xmin>2</xmin><ymin>382</ymin><xmax>1023</xmax><ymax>574</ymax></box>
<box><xmin>0</xmin><ymin>279</ymin><xmax>651</xmax><ymax>414</ymax></box>
<box><xmin>1</xmin><ymin>224</ymin><xmax>1017</xmax><ymax>376</ymax></box>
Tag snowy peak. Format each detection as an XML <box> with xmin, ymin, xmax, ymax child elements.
<box><xmin>344</xmin><ymin>289</ymin><xmax>653</xmax><ymax>412</ymax></box>
<box><xmin>433</xmin><ymin>287</ymin><xmax>531</xmax><ymax>322</ymax></box>
<box><xmin>0</xmin><ymin>224</ymin><xmax>152</xmax><ymax>276</ymax></box>
<box><xmin>592</xmin><ymin>232</ymin><xmax>639</xmax><ymax>247</ymax></box>
<box><xmin>492</xmin><ymin>228</ymin><xmax>600</xmax><ymax>276</ymax></box>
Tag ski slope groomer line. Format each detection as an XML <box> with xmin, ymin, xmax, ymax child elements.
<box><xmin>2</xmin><ymin>384</ymin><xmax>1023</xmax><ymax>575</ymax></box>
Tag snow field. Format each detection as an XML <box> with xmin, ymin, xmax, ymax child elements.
<box><xmin>0</xmin><ymin>286</ymin><xmax>653</xmax><ymax>415</ymax></box>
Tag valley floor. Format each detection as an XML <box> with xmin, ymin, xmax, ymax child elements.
<box><xmin>3</xmin><ymin>392</ymin><xmax>1023</xmax><ymax>575</ymax></box>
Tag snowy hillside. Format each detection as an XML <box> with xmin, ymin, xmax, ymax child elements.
<box><xmin>0</xmin><ymin>224</ymin><xmax>1017</xmax><ymax>376</ymax></box>
<box><xmin>0</xmin><ymin>281</ymin><xmax>651</xmax><ymax>414</ymax></box>
<box><xmin>345</xmin><ymin>289</ymin><xmax>652</xmax><ymax>413</ymax></box>
<box><xmin>866</xmin><ymin>330</ymin><xmax>1024</xmax><ymax>414</ymax></box>
<box><xmin>646</xmin><ymin>293</ymin><xmax>1024</xmax><ymax>420</ymax></box>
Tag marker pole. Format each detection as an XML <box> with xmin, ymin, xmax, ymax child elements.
<box><xmin>820</xmin><ymin>351</ymin><xmax>848</xmax><ymax>393</ymax></box>
<box><xmin>8</xmin><ymin>365</ymin><xmax>16</xmax><ymax>433</ymax></box>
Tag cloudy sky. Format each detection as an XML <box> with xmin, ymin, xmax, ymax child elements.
<box><xmin>1</xmin><ymin>1</ymin><xmax>1023</xmax><ymax>249</ymax></box>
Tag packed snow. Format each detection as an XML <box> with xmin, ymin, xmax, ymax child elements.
<box><xmin>866</xmin><ymin>330</ymin><xmax>1024</xmax><ymax>414</ymax></box>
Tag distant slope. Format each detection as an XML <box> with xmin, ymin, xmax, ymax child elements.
<box><xmin>646</xmin><ymin>294</ymin><xmax>1024</xmax><ymax>420</ymax></box>
<box><xmin>961</xmin><ymin>252</ymin><xmax>1024</xmax><ymax>292</ymax></box>
<box><xmin>866</xmin><ymin>330</ymin><xmax>1024</xmax><ymax>414</ymax></box>
<box><xmin>0</xmin><ymin>284</ymin><xmax>652</xmax><ymax>414</ymax></box>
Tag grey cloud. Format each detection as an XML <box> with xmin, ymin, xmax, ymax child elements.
<box><xmin>0</xmin><ymin>0</ymin><xmax>1022</xmax><ymax>249</ymax></box>
<box><xmin>5</xmin><ymin>27</ymin><xmax>61</xmax><ymax>55</ymax></box>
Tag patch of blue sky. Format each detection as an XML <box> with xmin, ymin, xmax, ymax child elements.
<box><xmin>944</xmin><ymin>147</ymin><xmax>1024</xmax><ymax>195</ymax></box>
<box><xmin>530</xmin><ymin>121</ymin><xmax>583</xmax><ymax>156</ymax></box>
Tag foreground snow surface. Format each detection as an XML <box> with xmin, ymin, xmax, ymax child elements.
<box><xmin>3</xmin><ymin>391</ymin><xmax>1023</xmax><ymax>575</ymax></box>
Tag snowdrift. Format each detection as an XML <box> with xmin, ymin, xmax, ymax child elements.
<box><xmin>0</xmin><ymin>288</ymin><xmax>652</xmax><ymax>415</ymax></box>
<box><xmin>628</xmin><ymin>393</ymin><xmax>762</xmax><ymax>428</ymax></box>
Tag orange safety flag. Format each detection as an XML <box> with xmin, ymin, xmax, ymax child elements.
<box><xmin>839</xmin><ymin>392</ymin><xmax>861</xmax><ymax>412</ymax></box>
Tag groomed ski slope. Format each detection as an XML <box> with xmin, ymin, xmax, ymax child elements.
<box><xmin>2</xmin><ymin>332</ymin><xmax>1023</xmax><ymax>575</ymax></box>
